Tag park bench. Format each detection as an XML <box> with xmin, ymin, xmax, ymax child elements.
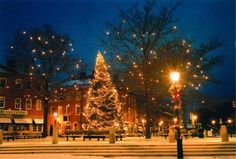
<box><xmin>63</xmin><ymin>130</ymin><xmax>82</xmax><ymax>141</ymax></box>
<box><xmin>160</xmin><ymin>133</ymin><xmax>168</xmax><ymax>139</ymax></box>
<box><xmin>3</xmin><ymin>132</ymin><xmax>18</xmax><ymax>141</ymax></box>
<box><xmin>115</xmin><ymin>130</ymin><xmax>125</xmax><ymax>141</ymax></box>
<box><xmin>83</xmin><ymin>130</ymin><xmax>108</xmax><ymax>141</ymax></box>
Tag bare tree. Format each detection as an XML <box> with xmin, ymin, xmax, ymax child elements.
<box><xmin>100</xmin><ymin>0</ymin><xmax>224</xmax><ymax>138</ymax></box>
<box><xmin>7</xmin><ymin>25</ymin><xmax>83</xmax><ymax>137</ymax></box>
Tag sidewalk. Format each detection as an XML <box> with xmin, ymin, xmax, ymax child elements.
<box><xmin>1</xmin><ymin>136</ymin><xmax>236</xmax><ymax>146</ymax></box>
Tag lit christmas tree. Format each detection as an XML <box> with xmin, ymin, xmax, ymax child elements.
<box><xmin>84</xmin><ymin>51</ymin><xmax>122</xmax><ymax>130</ymax></box>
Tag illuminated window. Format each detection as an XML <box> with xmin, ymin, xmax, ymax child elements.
<box><xmin>15</xmin><ymin>98</ymin><xmax>21</xmax><ymax>109</ymax></box>
<box><xmin>25</xmin><ymin>98</ymin><xmax>32</xmax><ymax>110</ymax></box>
<box><xmin>36</xmin><ymin>100</ymin><xmax>42</xmax><ymax>110</ymax></box>
<box><xmin>75</xmin><ymin>104</ymin><xmax>80</xmax><ymax>114</ymax></box>
<box><xmin>51</xmin><ymin>106</ymin><xmax>56</xmax><ymax>115</ymax></box>
<box><xmin>15</xmin><ymin>79</ymin><xmax>22</xmax><ymax>89</ymax></box>
<box><xmin>66</xmin><ymin>104</ymin><xmax>70</xmax><ymax>114</ymax></box>
<box><xmin>0</xmin><ymin>96</ymin><xmax>5</xmax><ymax>108</ymax></box>
<box><xmin>0</xmin><ymin>77</ymin><xmax>7</xmax><ymax>88</ymax></box>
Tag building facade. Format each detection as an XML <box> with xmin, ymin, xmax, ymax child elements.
<box><xmin>0</xmin><ymin>65</ymin><xmax>44</xmax><ymax>137</ymax></box>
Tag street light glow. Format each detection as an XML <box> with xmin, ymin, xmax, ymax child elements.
<box><xmin>170</xmin><ymin>72</ymin><xmax>180</xmax><ymax>82</ymax></box>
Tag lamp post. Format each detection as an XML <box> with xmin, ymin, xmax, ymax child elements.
<box><xmin>227</xmin><ymin>119</ymin><xmax>233</xmax><ymax>138</ymax></box>
<box><xmin>170</xmin><ymin>71</ymin><xmax>183</xmax><ymax>159</ymax></box>
<box><xmin>142</xmin><ymin>119</ymin><xmax>145</xmax><ymax>136</ymax></box>
<box><xmin>211</xmin><ymin>120</ymin><xmax>216</xmax><ymax>136</ymax></box>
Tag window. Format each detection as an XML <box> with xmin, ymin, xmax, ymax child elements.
<box><xmin>37</xmin><ymin>83</ymin><xmax>43</xmax><ymax>91</ymax></box>
<box><xmin>25</xmin><ymin>98</ymin><xmax>32</xmax><ymax>110</ymax></box>
<box><xmin>75</xmin><ymin>104</ymin><xmax>80</xmax><ymax>114</ymax></box>
<box><xmin>0</xmin><ymin>77</ymin><xmax>7</xmax><ymax>88</ymax></box>
<box><xmin>36</xmin><ymin>100</ymin><xmax>42</xmax><ymax>110</ymax></box>
<box><xmin>66</xmin><ymin>93</ymin><xmax>71</xmax><ymax>101</ymax></box>
<box><xmin>15</xmin><ymin>98</ymin><xmax>21</xmax><ymax>109</ymax></box>
<box><xmin>66</xmin><ymin>104</ymin><xmax>70</xmax><ymax>114</ymax></box>
<box><xmin>0</xmin><ymin>96</ymin><xmax>5</xmax><ymax>108</ymax></box>
<box><xmin>57</xmin><ymin>93</ymin><xmax>64</xmax><ymax>100</ymax></box>
<box><xmin>58</xmin><ymin>106</ymin><xmax>62</xmax><ymax>114</ymax></box>
<box><xmin>0</xmin><ymin>124</ymin><xmax>9</xmax><ymax>131</ymax></box>
<box><xmin>26</xmin><ymin>80</ymin><xmax>32</xmax><ymax>89</ymax></box>
<box><xmin>33</xmin><ymin>125</ymin><xmax>37</xmax><ymax>132</ymax></box>
<box><xmin>15</xmin><ymin>79</ymin><xmax>22</xmax><ymax>88</ymax></box>
<box><xmin>75</xmin><ymin>92</ymin><xmax>81</xmax><ymax>100</ymax></box>
<box><xmin>38</xmin><ymin>125</ymin><xmax>42</xmax><ymax>132</ymax></box>
<box><xmin>63</xmin><ymin>115</ymin><xmax>68</xmax><ymax>121</ymax></box>
<box><xmin>51</xmin><ymin>106</ymin><xmax>56</xmax><ymax>115</ymax></box>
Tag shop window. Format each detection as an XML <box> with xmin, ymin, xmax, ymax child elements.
<box><xmin>33</xmin><ymin>125</ymin><xmax>37</xmax><ymax>132</ymax></box>
<box><xmin>0</xmin><ymin>96</ymin><xmax>5</xmax><ymax>108</ymax></box>
<box><xmin>0</xmin><ymin>77</ymin><xmax>7</xmax><ymax>88</ymax></box>
<box><xmin>26</xmin><ymin>80</ymin><xmax>32</xmax><ymax>89</ymax></box>
<box><xmin>0</xmin><ymin>124</ymin><xmax>8</xmax><ymax>131</ymax></box>
<box><xmin>36</xmin><ymin>100</ymin><xmax>42</xmax><ymax>110</ymax></box>
<box><xmin>13</xmin><ymin>125</ymin><xmax>29</xmax><ymax>131</ymax></box>
<box><xmin>25</xmin><ymin>98</ymin><xmax>32</xmax><ymax>110</ymax></box>
<box><xmin>38</xmin><ymin>125</ymin><xmax>42</xmax><ymax>132</ymax></box>
<box><xmin>75</xmin><ymin>92</ymin><xmax>81</xmax><ymax>101</ymax></box>
<box><xmin>15</xmin><ymin>79</ymin><xmax>22</xmax><ymax>89</ymax></box>
<box><xmin>15</xmin><ymin>98</ymin><xmax>21</xmax><ymax>109</ymax></box>
<box><xmin>75</xmin><ymin>104</ymin><xmax>80</xmax><ymax>114</ymax></box>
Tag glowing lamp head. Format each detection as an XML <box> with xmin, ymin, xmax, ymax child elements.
<box><xmin>170</xmin><ymin>72</ymin><xmax>180</xmax><ymax>82</ymax></box>
<box><xmin>227</xmin><ymin>119</ymin><xmax>232</xmax><ymax>124</ymax></box>
<box><xmin>193</xmin><ymin>115</ymin><xmax>197</xmax><ymax>120</ymax></box>
<box><xmin>211</xmin><ymin>120</ymin><xmax>216</xmax><ymax>125</ymax></box>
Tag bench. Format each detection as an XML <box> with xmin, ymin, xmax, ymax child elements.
<box><xmin>83</xmin><ymin>135</ymin><xmax>106</xmax><ymax>141</ymax></box>
<box><xmin>3</xmin><ymin>132</ymin><xmax>18</xmax><ymax>141</ymax></box>
<box><xmin>160</xmin><ymin>133</ymin><xmax>168</xmax><ymax>139</ymax></box>
<box><xmin>64</xmin><ymin>135</ymin><xmax>81</xmax><ymax>141</ymax></box>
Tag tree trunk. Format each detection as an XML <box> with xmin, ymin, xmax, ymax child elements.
<box><xmin>145</xmin><ymin>96</ymin><xmax>152</xmax><ymax>139</ymax></box>
<box><xmin>42</xmin><ymin>99</ymin><xmax>49</xmax><ymax>137</ymax></box>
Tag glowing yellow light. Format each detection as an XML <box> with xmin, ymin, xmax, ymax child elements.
<box><xmin>37</xmin><ymin>36</ymin><xmax>41</xmax><ymax>40</ymax></box>
<box><xmin>173</xmin><ymin>118</ymin><xmax>177</xmax><ymax>123</ymax></box>
<box><xmin>193</xmin><ymin>115</ymin><xmax>197</xmax><ymax>120</ymax></box>
<box><xmin>211</xmin><ymin>120</ymin><xmax>216</xmax><ymax>125</ymax></box>
<box><xmin>170</xmin><ymin>72</ymin><xmax>180</xmax><ymax>82</ymax></box>
<box><xmin>227</xmin><ymin>119</ymin><xmax>232</xmax><ymax>124</ymax></box>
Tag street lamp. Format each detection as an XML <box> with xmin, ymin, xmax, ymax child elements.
<box><xmin>227</xmin><ymin>119</ymin><xmax>233</xmax><ymax>138</ymax></box>
<box><xmin>211</xmin><ymin>120</ymin><xmax>216</xmax><ymax>136</ymax></box>
<box><xmin>169</xmin><ymin>71</ymin><xmax>183</xmax><ymax>159</ymax></box>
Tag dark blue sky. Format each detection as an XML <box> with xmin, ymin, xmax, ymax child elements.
<box><xmin>0</xmin><ymin>0</ymin><xmax>235</xmax><ymax>98</ymax></box>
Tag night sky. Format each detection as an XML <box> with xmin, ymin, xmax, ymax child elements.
<box><xmin>0</xmin><ymin>0</ymin><xmax>235</xmax><ymax>98</ymax></box>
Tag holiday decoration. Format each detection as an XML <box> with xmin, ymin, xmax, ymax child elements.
<box><xmin>84</xmin><ymin>51</ymin><xmax>122</xmax><ymax>130</ymax></box>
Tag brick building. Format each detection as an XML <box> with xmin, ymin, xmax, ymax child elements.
<box><xmin>47</xmin><ymin>80</ymin><xmax>138</xmax><ymax>135</ymax></box>
<box><xmin>0</xmin><ymin>65</ymin><xmax>44</xmax><ymax>137</ymax></box>
<box><xmin>0</xmin><ymin>65</ymin><xmax>139</xmax><ymax>136</ymax></box>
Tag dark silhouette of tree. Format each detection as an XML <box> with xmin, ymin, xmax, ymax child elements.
<box><xmin>7</xmin><ymin>25</ymin><xmax>83</xmax><ymax>137</ymax></box>
<box><xmin>100</xmin><ymin>0</ymin><xmax>224</xmax><ymax>138</ymax></box>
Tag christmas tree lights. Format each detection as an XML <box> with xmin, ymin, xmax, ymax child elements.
<box><xmin>84</xmin><ymin>51</ymin><xmax>122</xmax><ymax>130</ymax></box>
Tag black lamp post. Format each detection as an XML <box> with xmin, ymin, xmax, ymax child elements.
<box><xmin>170</xmin><ymin>71</ymin><xmax>183</xmax><ymax>159</ymax></box>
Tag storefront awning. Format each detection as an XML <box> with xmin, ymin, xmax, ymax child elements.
<box><xmin>34</xmin><ymin>119</ymin><xmax>44</xmax><ymax>124</ymax></box>
<box><xmin>0</xmin><ymin>117</ymin><xmax>12</xmax><ymax>123</ymax></box>
<box><xmin>14</xmin><ymin>118</ymin><xmax>32</xmax><ymax>124</ymax></box>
